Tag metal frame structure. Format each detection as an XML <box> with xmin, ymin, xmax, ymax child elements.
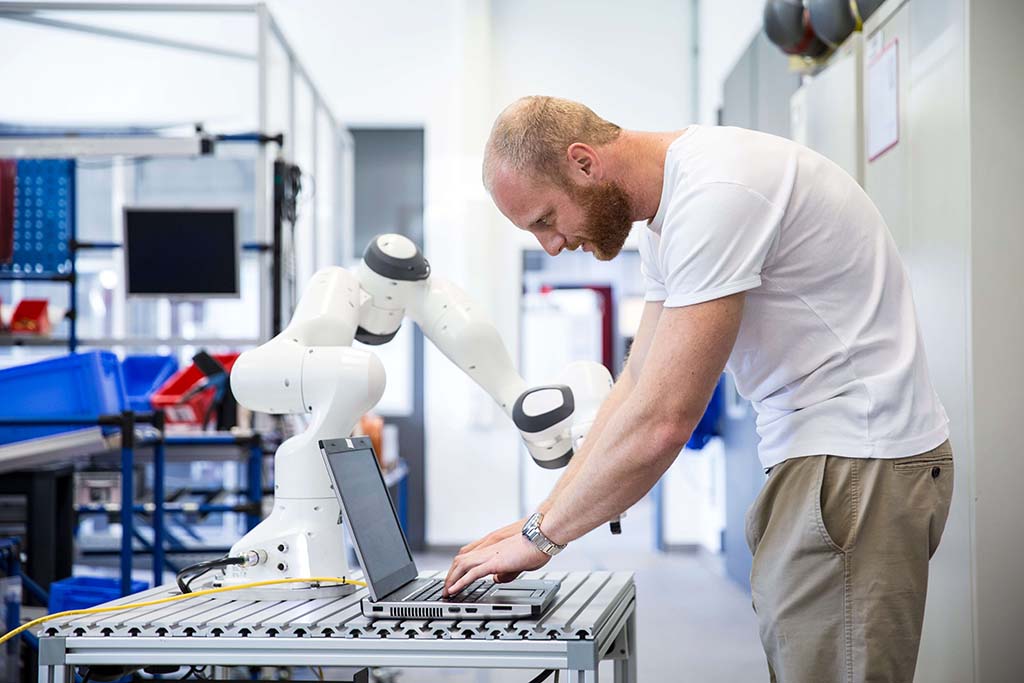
<box><xmin>0</xmin><ymin>412</ymin><xmax>166</xmax><ymax>595</ymax></box>
<box><xmin>0</xmin><ymin>415</ymin><xmax>269</xmax><ymax>596</ymax></box>
<box><xmin>36</xmin><ymin>571</ymin><xmax>637</xmax><ymax>683</ymax></box>
<box><xmin>0</xmin><ymin>1</ymin><xmax>356</xmax><ymax>346</ymax></box>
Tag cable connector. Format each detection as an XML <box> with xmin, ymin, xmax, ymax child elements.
<box><xmin>243</xmin><ymin>549</ymin><xmax>268</xmax><ymax>567</ymax></box>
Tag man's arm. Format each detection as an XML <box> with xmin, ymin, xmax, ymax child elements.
<box><xmin>456</xmin><ymin>302</ymin><xmax>663</xmax><ymax>556</ymax></box>
<box><xmin>540</xmin><ymin>293</ymin><xmax>742</xmax><ymax>543</ymax></box>
<box><xmin>443</xmin><ymin>293</ymin><xmax>744</xmax><ymax>595</ymax></box>
<box><xmin>539</xmin><ymin>300</ymin><xmax>663</xmax><ymax>512</ymax></box>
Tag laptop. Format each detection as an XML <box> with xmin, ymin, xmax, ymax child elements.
<box><xmin>320</xmin><ymin>436</ymin><xmax>561</xmax><ymax>620</ymax></box>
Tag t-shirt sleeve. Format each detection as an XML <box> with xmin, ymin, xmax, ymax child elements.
<box><xmin>638</xmin><ymin>228</ymin><xmax>667</xmax><ymax>302</ymax></box>
<box><xmin>658</xmin><ymin>181</ymin><xmax>780</xmax><ymax>308</ymax></box>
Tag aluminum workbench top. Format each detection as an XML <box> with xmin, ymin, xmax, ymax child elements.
<box><xmin>36</xmin><ymin>570</ymin><xmax>637</xmax><ymax>682</ymax></box>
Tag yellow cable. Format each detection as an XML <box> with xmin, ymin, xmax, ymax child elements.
<box><xmin>0</xmin><ymin>576</ymin><xmax>366</xmax><ymax>646</ymax></box>
<box><xmin>850</xmin><ymin>0</ymin><xmax>864</xmax><ymax>32</ymax></box>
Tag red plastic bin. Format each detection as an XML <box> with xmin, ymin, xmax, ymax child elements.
<box><xmin>150</xmin><ymin>353</ymin><xmax>238</xmax><ymax>426</ymax></box>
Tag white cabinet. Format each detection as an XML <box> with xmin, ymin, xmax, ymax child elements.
<box><xmin>791</xmin><ymin>33</ymin><xmax>864</xmax><ymax>183</ymax></box>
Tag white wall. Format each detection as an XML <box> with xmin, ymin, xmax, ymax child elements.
<box><xmin>490</xmin><ymin>0</ymin><xmax>692</xmax><ymax>132</ymax></box>
<box><xmin>0</xmin><ymin>10</ymin><xmax>257</xmax><ymax>127</ymax></box>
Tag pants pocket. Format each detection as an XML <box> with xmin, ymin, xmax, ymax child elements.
<box><xmin>892</xmin><ymin>455</ymin><xmax>953</xmax><ymax>472</ymax></box>
<box><xmin>815</xmin><ymin>455</ymin><xmax>859</xmax><ymax>553</ymax></box>
<box><xmin>892</xmin><ymin>439</ymin><xmax>954</xmax><ymax>473</ymax></box>
<box><xmin>745</xmin><ymin>496</ymin><xmax>761</xmax><ymax>556</ymax></box>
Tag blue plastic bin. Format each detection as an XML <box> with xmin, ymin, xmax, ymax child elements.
<box><xmin>48</xmin><ymin>576</ymin><xmax>148</xmax><ymax>613</ymax></box>
<box><xmin>0</xmin><ymin>351</ymin><xmax>127</xmax><ymax>446</ymax></box>
<box><xmin>121</xmin><ymin>355</ymin><xmax>179</xmax><ymax>412</ymax></box>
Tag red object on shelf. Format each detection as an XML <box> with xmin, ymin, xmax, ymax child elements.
<box><xmin>10</xmin><ymin>299</ymin><xmax>51</xmax><ymax>335</ymax></box>
<box><xmin>0</xmin><ymin>159</ymin><xmax>14</xmax><ymax>264</ymax></box>
<box><xmin>150</xmin><ymin>352</ymin><xmax>239</xmax><ymax>425</ymax></box>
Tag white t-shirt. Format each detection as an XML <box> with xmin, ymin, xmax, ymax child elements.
<box><xmin>640</xmin><ymin>125</ymin><xmax>948</xmax><ymax>468</ymax></box>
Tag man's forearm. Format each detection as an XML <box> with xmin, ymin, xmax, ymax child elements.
<box><xmin>541</xmin><ymin>394</ymin><xmax>694</xmax><ymax>544</ymax></box>
<box><xmin>538</xmin><ymin>371</ymin><xmax>636</xmax><ymax>513</ymax></box>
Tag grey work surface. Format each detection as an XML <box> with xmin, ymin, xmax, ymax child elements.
<box><xmin>37</xmin><ymin>570</ymin><xmax>637</xmax><ymax>682</ymax></box>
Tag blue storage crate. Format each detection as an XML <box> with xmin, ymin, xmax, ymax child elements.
<box><xmin>0</xmin><ymin>351</ymin><xmax>127</xmax><ymax>446</ymax></box>
<box><xmin>48</xmin><ymin>576</ymin><xmax>148</xmax><ymax>613</ymax></box>
<box><xmin>122</xmin><ymin>355</ymin><xmax>178</xmax><ymax>412</ymax></box>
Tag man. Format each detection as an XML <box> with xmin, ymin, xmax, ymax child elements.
<box><xmin>444</xmin><ymin>96</ymin><xmax>952</xmax><ymax>682</ymax></box>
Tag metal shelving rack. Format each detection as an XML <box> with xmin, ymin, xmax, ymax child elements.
<box><xmin>0</xmin><ymin>157</ymin><xmax>80</xmax><ymax>350</ymax></box>
<box><xmin>0</xmin><ymin>1</ymin><xmax>356</xmax><ymax>350</ymax></box>
<box><xmin>0</xmin><ymin>134</ymin><xmax>283</xmax><ymax>352</ymax></box>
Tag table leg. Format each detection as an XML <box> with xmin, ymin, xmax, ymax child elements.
<box><xmin>568</xmin><ymin>668</ymin><xmax>599</xmax><ymax>682</ymax></box>
<box><xmin>613</xmin><ymin>609</ymin><xmax>638</xmax><ymax>683</ymax></box>
<box><xmin>38</xmin><ymin>664</ymin><xmax>72</xmax><ymax>683</ymax></box>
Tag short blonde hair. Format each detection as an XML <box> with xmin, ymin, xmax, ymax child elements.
<box><xmin>483</xmin><ymin>96</ymin><xmax>621</xmax><ymax>190</ymax></box>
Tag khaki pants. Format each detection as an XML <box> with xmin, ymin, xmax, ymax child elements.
<box><xmin>745</xmin><ymin>440</ymin><xmax>954</xmax><ymax>683</ymax></box>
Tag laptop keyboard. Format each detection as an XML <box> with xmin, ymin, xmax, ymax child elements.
<box><xmin>414</xmin><ymin>579</ymin><xmax>488</xmax><ymax>603</ymax></box>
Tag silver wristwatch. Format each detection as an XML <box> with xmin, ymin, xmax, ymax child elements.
<box><xmin>522</xmin><ymin>512</ymin><xmax>566</xmax><ymax>556</ymax></box>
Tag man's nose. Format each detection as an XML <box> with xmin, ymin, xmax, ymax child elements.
<box><xmin>540</xmin><ymin>231</ymin><xmax>565</xmax><ymax>256</ymax></box>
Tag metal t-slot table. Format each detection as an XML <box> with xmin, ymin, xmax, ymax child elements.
<box><xmin>36</xmin><ymin>570</ymin><xmax>636</xmax><ymax>682</ymax></box>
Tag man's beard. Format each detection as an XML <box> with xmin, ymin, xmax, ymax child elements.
<box><xmin>568</xmin><ymin>180</ymin><xmax>634</xmax><ymax>261</ymax></box>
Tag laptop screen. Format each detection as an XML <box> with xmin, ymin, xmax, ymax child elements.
<box><xmin>323</xmin><ymin>441</ymin><xmax>418</xmax><ymax>600</ymax></box>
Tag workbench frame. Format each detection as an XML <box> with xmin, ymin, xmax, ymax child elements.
<box><xmin>37</xmin><ymin>571</ymin><xmax>637</xmax><ymax>682</ymax></box>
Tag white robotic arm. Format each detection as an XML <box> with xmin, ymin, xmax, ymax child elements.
<box><xmin>355</xmin><ymin>234</ymin><xmax>611</xmax><ymax>469</ymax></box>
<box><xmin>223</xmin><ymin>234</ymin><xmax>611</xmax><ymax>587</ymax></box>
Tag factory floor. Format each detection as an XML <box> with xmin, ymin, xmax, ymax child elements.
<box><xmin>400</xmin><ymin>497</ymin><xmax>769</xmax><ymax>683</ymax></box>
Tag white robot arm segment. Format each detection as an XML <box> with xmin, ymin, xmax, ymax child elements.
<box><xmin>356</xmin><ymin>234</ymin><xmax>611</xmax><ymax>468</ymax></box>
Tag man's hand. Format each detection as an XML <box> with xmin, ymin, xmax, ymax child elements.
<box><xmin>443</xmin><ymin>533</ymin><xmax>551</xmax><ymax>597</ymax></box>
<box><xmin>457</xmin><ymin>517</ymin><xmax>528</xmax><ymax>556</ymax></box>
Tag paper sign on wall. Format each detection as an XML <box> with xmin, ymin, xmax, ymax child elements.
<box><xmin>867</xmin><ymin>38</ymin><xmax>899</xmax><ymax>161</ymax></box>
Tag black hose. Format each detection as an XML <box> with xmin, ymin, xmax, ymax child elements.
<box><xmin>527</xmin><ymin>670</ymin><xmax>556</xmax><ymax>683</ymax></box>
<box><xmin>175</xmin><ymin>556</ymin><xmax>245</xmax><ymax>594</ymax></box>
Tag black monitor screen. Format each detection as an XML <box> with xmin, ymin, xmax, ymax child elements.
<box><xmin>125</xmin><ymin>208</ymin><xmax>239</xmax><ymax>297</ymax></box>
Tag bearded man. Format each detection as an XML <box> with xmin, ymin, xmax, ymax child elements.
<box><xmin>443</xmin><ymin>96</ymin><xmax>952</xmax><ymax>683</ymax></box>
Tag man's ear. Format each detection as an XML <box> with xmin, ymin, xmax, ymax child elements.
<box><xmin>566</xmin><ymin>143</ymin><xmax>601</xmax><ymax>181</ymax></box>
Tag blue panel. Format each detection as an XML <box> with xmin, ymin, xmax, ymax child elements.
<box><xmin>0</xmin><ymin>159</ymin><xmax>74</xmax><ymax>276</ymax></box>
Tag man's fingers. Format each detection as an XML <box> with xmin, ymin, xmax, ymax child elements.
<box><xmin>444</xmin><ymin>553</ymin><xmax>478</xmax><ymax>596</ymax></box>
<box><xmin>443</xmin><ymin>557</ymin><xmax>467</xmax><ymax>596</ymax></box>
<box><xmin>493</xmin><ymin>571</ymin><xmax>521</xmax><ymax>583</ymax></box>
<box><xmin>447</xmin><ymin>562</ymin><xmax>495</xmax><ymax>597</ymax></box>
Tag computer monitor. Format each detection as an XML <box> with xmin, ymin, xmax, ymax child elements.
<box><xmin>124</xmin><ymin>207</ymin><xmax>239</xmax><ymax>298</ymax></box>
